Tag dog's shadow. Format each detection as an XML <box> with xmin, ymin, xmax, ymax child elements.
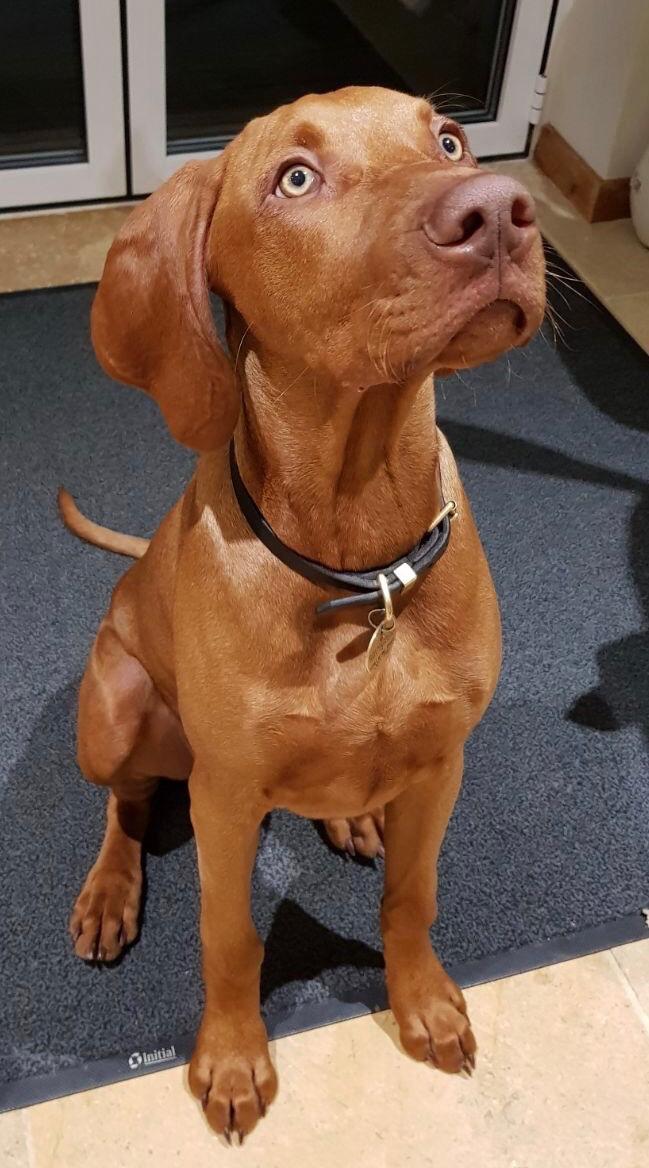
<box><xmin>144</xmin><ymin>780</ymin><xmax>384</xmax><ymax>1002</ymax></box>
<box><xmin>261</xmin><ymin>899</ymin><xmax>384</xmax><ymax>1004</ymax></box>
<box><xmin>145</xmin><ymin>779</ymin><xmax>194</xmax><ymax>855</ymax></box>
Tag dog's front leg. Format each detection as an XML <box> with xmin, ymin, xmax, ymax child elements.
<box><xmin>188</xmin><ymin>763</ymin><xmax>277</xmax><ymax>1141</ymax></box>
<box><xmin>381</xmin><ymin>748</ymin><xmax>476</xmax><ymax>1075</ymax></box>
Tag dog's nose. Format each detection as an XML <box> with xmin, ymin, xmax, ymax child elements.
<box><xmin>424</xmin><ymin>174</ymin><xmax>537</xmax><ymax>263</ymax></box>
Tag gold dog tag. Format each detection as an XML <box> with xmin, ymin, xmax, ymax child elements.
<box><xmin>366</xmin><ymin>615</ymin><xmax>396</xmax><ymax>671</ymax></box>
<box><xmin>366</xmin><ymin>574</ymin><xmax>397</xmax><ymax>672</ymax></box>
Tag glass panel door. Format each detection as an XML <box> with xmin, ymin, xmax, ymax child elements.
<box><xmin>0</xmin><ymin>2</ymin><xmax>86</xmax><ymax>165</ymax></box>
<box><xmin>127</xmin><ymin>0</ymin><xmax>555</xmax><ymax>194</ymax></box>
<box><xmin>165</xmin><ymin>0</ymin><xmax>513</xmax><ymax>151</ymax></box>
<box><xmin>0</xmin><ymin>1</ymin><xmax>126</xmax><ymax>209</ymax></box>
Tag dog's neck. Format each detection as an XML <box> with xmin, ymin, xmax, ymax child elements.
<box><xmin>232</xmin><ymin>351</ymin><xmax>442</xmax><ymax>570</ymax></box>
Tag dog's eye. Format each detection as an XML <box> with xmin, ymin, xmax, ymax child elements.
<box><xmin>439</xmin><ymin>132</ymin><xmax>463</xmax><ymax>161</ymax></box>
<box><xmin>276</xmin><ymin>164</ymin><xmax>319</xmax><ymax>198</ymax></box>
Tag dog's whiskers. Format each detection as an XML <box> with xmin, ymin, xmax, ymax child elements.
<box><xmin>367</xmin><ymin>300</ymin><xmax>393</xmax><ymax>380</ymax></box>
<box><xmin>545</xmin><ymin>278</ymin><xmax>573</xmax><ymax>313</ymax></box>
<box><xmin>310</xmin><ymin>372</ymin><xmax>319</xmax><ymax>406</ymax></box>
<box><xmin>541</xmin><ymin>302</ymin><xmax>572</xmax><ymax>351</ymax></box>
<box><xmin>424</xmin><ymin>87</ymin><xmax>481</xmax><ymax>112</ymax></box>
<box><xmin>546</xmin><ymin>270</ymin><xmax>598</xmax><ymax>311</ymax></box>
<box><xmin>233</xmin><ymin>321</ymin><xmax>253</xmax><ymax>376</ymax></box>
<box><xmin>271</xmin><ymin>365</ymin><xmax>310</xmax><ymax>404</ymax></box>
<box><xmin>378</xmin><ymin>309</ymin><xmax>395</xmax><ymax>381</ymax></box>
<box><xmin>546</xmin><ymin>300</ymin><xmax>571</xmax><ymax>343</ymax></box>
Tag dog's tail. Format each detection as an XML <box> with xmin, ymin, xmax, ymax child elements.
<box><xmin>57</xmin><ymin>488</ymin><xmax>150</xmax><ymax>559</ymax></box>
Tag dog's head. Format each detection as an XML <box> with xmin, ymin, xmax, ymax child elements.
<box><xmin>93</xmin><ymin>86</ymin><xmax>546</xmax><ymax>449</ymax></box>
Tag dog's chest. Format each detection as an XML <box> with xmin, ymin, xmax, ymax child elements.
<box><xmin>238</xmin><ymin>630</ymin><xmax>473</xmax><ymax>818</ymax></box>
<box><xmin>178</xmin><ymin>525</ymin><xmax>495</xmax><ymax>818</ymax></box>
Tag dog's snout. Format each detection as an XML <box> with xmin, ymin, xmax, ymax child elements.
<box><xmin>424</xmin><ymin>174</ymin><xmax>537</xmax><ymax>263</ymax></box>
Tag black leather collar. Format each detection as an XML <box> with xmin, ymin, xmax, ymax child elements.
<box><xmin>229</xmin><ymin>442</ymin><xmax>455</xmax><ymax>616</ymax></box>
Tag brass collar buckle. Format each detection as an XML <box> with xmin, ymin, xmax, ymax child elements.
<box><xmin>428</xmin><ymin>499</ymin><xmax>458</xmax><ymax>531</ymax></box>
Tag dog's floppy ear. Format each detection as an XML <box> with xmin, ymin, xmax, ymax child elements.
<box><xmin>91</xmin><ymin>158</ymin><xmax>237</xmax><ymax>451</ymax></box>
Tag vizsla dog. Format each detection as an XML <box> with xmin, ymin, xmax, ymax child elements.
<box><xmin>60</xmin><ymin>86</ymin><xmax>545</xmax><ymax>1140</ymax></box>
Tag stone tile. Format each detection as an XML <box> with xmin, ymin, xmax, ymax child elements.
<box><xmin>612</xmin><ymin>937</ymin><xmax>649</xmax><ymax>1024</ymax></box>
<box><xmin>548</xmin><ymin>216</ymin><xmax>649</xmax><ymax>300</ymax></box>
<box><xmin>0</xmin><ymin>205</ymin><xmax>134</xmax><ymax>293</ymax></box>
<box><xmin>604</xmin><ymin>293</ymin><xmax>649</xmax><ymax>356</ymax></box>
<box><xmin>0</xmin><ymin>1110</ymin><xmax>29</xmax><ymax>1166</ymax></box>
<box><xmin>22</xmin><ymin>950</ymin><xmax>649</xmax><ymax>1168</ymax></box>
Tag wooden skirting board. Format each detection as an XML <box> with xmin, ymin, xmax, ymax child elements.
<box><xmin>533</xmin><ymin>124</ymin><xmax>630</xmax><ymax>222</ymax></box>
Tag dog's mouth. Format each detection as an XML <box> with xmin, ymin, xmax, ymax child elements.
<box><xmin>434</xmin><ymin>299</ymin><xmax>529</xmax><ymax>370</ymax></box>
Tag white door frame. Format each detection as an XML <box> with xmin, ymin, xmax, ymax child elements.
<box><xmin>127</xmin><ymin>0</ymin><xmax>554</xmax><ymax>195</ymax></box>
<box><xmin>468</xmin><ymin>0</ymin><xmax>555</xmax><ymax>157</ymax></box>
<box><xmin>0</xmin><ymin>0</ymin><xmax>126</xmax><ymax>210</ymax></box>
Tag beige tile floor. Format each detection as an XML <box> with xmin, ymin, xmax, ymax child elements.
<box><xmin>2</xmin><ymin>946</ymin><xmax>649</xmax><ymax>1168</ymax></box>
<box><xmin>1</xmin><ymin>166</ymin><xmax>649</xmax><ymax>1165</ymax></box>
<box><xmin>0</xmin><ymin>205</ymin><xmax>133</xmax><ymax>293</ymax></box>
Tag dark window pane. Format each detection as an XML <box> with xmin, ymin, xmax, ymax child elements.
<box><xmin>0</xmin><ymin>1</ymin><xmax>86</xmax><ymax>165</ymax></box>
<box><xmin>166</xmin><ymin>0</ymin><xmax>514</xmax><ymax>150</ymax></box>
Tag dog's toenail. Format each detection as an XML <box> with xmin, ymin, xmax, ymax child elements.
<box><xmin>345</xmin><ymin>838</ymin><xmax>355</xmax><ymax>856</ymax></box>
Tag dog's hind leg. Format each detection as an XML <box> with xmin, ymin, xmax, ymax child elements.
<box><xmin>323</xmin><ymin>809</ymin><xmax>385</xmax><ymax>859</ymax></box>
<box><xmin>69</xmin><ymin>616</ymin><xmax>191</xmax><ymax>962</ymax></box>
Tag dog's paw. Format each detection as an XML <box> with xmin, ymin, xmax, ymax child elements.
<box><xmin>394</xmin><ymin>983</ymin><xmax>476</xmax><ymax>1075</ymax></box>
<box><xmin>323</xmin><ymin>808</ymin><xmax>385</xmax><ymax>859</ymax></box>
<box><xmin>69</xmin><ymin>862</ymin><xmax>141</xmax><ymax>963</ymax></box>
<box><xmin>189</xmin><ymin>1023</ymin><xmax>278</xmax><ymax>1142</ymax></box>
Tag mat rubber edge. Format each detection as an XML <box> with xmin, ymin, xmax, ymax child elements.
<box><xmin>2</xmin><ymin>911</ymin><xmax>647</xmax><ymax>1114</ymax></box>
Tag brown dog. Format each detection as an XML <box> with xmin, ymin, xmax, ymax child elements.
<box><xmin>60</xmin><ymin>86</ymin><xmax>545</xmax><ymax>1140</ymax></box>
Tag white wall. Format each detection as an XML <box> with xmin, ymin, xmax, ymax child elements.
<box><xmin>541</xmin><ymin>0</ymin><xmax>649</xmax><ymax>179</ymax></box>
